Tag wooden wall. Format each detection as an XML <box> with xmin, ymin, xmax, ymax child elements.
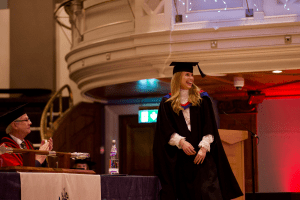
<box><xmin>51</xmin><ymin>102</ymin><xmax>105</xmax><ymax>174</ymax></box>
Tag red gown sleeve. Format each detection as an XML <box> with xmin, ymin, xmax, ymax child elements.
<box><xmin>0</xmin><ymin>152</ymin><xmax>22</xmax><ymax>167</ymax></box>
<box><xmin>0</xmin><ymin>138</ymin><xmax>23</xmax><ymax>167</ymax></box>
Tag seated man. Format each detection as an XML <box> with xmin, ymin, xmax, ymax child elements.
<box><xmin>0</xmin><ymin>104</ymin><xmax>53</xmax><ymax>167</ymax></box>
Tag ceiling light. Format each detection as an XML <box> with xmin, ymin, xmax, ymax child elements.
<box><xmin>272</xmin><ymin>70</ymin><xmax>282</xmax><ymax>73</ymax></box>
<box><xmin>233</xmin><ymin>77</ymin><xmax>244</xmax><ymax>90</ymax></box>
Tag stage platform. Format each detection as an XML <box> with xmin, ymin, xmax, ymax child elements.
<box><xmin>246</xmin><ymin>192</ymin><xmax>300</xmax><ymax>200</ymax></box>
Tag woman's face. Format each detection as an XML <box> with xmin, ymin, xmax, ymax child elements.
<box><xmin>180</xmin><ymin>72</ymin><xmax>194</xmax><ymax>90</ymax></box>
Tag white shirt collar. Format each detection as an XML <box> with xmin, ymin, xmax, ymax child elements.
<box><xmin>9</xmin><ymin>134</ymin><xmax>24</xmax><ymax>148</ymax></box>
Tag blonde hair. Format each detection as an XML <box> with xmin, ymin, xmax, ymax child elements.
<box><xmin>166</xmin><ymin>72</ymin><xmax>202</xmax><ymax>115</ymax></box>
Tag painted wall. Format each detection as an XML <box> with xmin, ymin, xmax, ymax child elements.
<box><xmin>0</xmin><ymin>9</ymin><xmax>9</xmax><ymax>98</ymax></box>
<box><xmin>9</xmin><ymin>0</ymin><xmax>55</xmax><ymax>90</ymax></box>
<box><xmin>0</xmin><ymin>0</ymin><xmax>7</xmax><ymax>9</ymax></box>
<box><xmin>0</xmin><ymin>2</ymin><xmax>85</xmax><ymax>104</ymax></box>
<box><xmin>257</xmin><ymin>98</ymin><xmax>300</xmax><ymax>192</ymax></box>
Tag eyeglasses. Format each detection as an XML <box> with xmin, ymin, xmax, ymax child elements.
<box><xmin>14</xmin><ymin>119</ymin><xmax>31</xmax><ymax>122</ymax></box>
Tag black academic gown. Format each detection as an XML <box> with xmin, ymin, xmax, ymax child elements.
<box><xmin>153</xmin><ymin>93</ymin><xmax>243</xmax><ymax>200</ymax></box>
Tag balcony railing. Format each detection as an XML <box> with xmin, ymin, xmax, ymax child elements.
<box><xmin>40</xmin><ymin>85</ymin><xmax>74</xmax><ymax>141</ymax></box>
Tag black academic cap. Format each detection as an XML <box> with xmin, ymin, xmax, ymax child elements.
<box><xmin>0</xmin><ymin>103</ymin><xmax>28</xmax><ymax>128</ymax></box>
<box><xmin>170</xmin><ymin>62</ymin><xmax>206</xmax><ymax>78</ymax></box>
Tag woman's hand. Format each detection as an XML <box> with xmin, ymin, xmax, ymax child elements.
<box><xmin>194</xmin><ymin>147</ymin><xmax>207</xmax><ymax>164</ymax></box>
<box><xmin>180</xmin><ymin>139</ymin><xmax>196</xmax><ymax>156</ymax></box>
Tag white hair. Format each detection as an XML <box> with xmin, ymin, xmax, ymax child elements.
<box><xmin>5</xmin><ymin>124</ymin><xmax>13</xmax><ymax>134</ymax></box>
<box><xmin>5</xmin><ymin>116</ymin><xmax>21</xmax><ymax>134</ymax></box>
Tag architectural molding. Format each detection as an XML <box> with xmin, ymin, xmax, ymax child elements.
<box><xmin>65</xmin><ymin>0</ymin><xmax>300</xmax><ymax>101</ymax></box>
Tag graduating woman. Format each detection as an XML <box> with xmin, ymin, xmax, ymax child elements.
<box><xmin>153</xmin><ymin>62</ymin><xmax>243</xmax><ymax>200</ymax></box>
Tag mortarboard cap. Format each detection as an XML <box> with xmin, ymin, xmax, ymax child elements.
<box><xmin>0</xmin><ymin>103</ymin><xmax>28</xmax><ymax>128</ymax></box>
<box><xmin>170</xmin><ymin>62</ymin><xmax>206</xmax><ymax>78</ymax></box>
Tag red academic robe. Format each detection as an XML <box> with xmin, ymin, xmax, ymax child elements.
<box><xmin>0</xmin><ymin>135</ymin><xmax>34</xmax><ymax>167</ymax></box>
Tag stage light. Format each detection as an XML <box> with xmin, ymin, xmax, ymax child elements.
<box><xmin>248</xmin><ymin>91</ymin><xmax>265</xmax><ymax>105</ymax></box>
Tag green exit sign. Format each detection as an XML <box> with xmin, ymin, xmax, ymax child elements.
<box><xmin>138</xmin><ymin>109</ymin><xmax>158</xmax><ymax>123</ymax></box>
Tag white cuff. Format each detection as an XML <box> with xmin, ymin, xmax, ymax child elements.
<box><xmin>198</xmin><ymin>134</ymin><xmax>214</xmax><ymax>152</ymax></box>
<box><xmin>169</xmin><ymin>133</ymin><xmax>186</xmax><ymax>149</ymax></box>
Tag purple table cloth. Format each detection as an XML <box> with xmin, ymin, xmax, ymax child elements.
<box><xmin>0</xmin><ymin>173</ymin><xmax>160</xmax><ymax>200</ymax></box>
<box><xmin>101</xmin><ymin>175</ymin><xmax>161</xmax><ymax>200</ymax></box>
<box><xmin>0</xmin><ymin>172</ymin><xmax>21</xmax><ymax>200</ymax></box>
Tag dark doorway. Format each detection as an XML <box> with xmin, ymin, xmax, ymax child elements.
<box><xmin>119</xmin><ymin>115</ymin><xmax>156</xmax><ymax>176</ymax></box>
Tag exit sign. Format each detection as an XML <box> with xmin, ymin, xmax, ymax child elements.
<box><xmin>138</xmin><ymin>109</ymin><xmax>158</xmax><ymax>123</ymax></box>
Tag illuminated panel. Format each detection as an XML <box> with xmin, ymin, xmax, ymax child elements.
<box><xmin>138</xmin><ymin>109</ymin><xmax>158</xmax><ymax>123</ymax></box>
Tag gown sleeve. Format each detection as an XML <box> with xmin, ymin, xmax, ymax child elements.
<box><xmin>0</xmin><ymin>142</ymin><xmax>22</xmax><ymax>166</ymax></box>
<box><xmin>169</xmin><ymin>133</ymin><xmax>185</xmax><ymax>149</ymax></box>
<box><xmin>155</xmin><ymin>98</ymin><xmax>179</xmax><ymax>146</ymax></box>
<box><xmin>153</xmin><ymin>97</ymin><xmax>179</xmax><ymax>192</ymax></box>
<box><xmin>198</xmin><ymin>134</ymin><xmax>214</xmax><ymax>152</ymax></box>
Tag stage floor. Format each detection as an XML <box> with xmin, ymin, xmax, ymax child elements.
<box><xmin>246</xmin><ymin>192</ymin><xmax>300</xmax><ymax>200</ymax></box>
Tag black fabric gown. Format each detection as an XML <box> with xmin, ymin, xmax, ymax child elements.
<box><xmin>153</xmin><ymin>92</ymin><xmax>243</xmax><ymax>200</ymax></box>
